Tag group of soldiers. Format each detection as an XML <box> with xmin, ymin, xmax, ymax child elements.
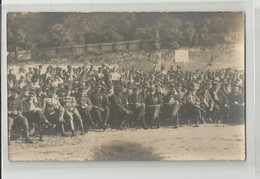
<box><xmin>7</xmin><ymin>64</ymin><xmax>245</xmax><ymax>144</ymax></box>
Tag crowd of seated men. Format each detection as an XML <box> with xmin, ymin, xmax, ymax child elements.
<box><xmin>7</xmin><ymin>64</ymin><xmax>245</xmax><ymax>144</ymax></box>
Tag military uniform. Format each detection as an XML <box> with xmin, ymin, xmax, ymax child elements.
<box><xmin>128</xmin><ymin>92</ymin><xmax>147</xmax><ymax>129</ymax></box>
<box><xmin>74</xmin><ymin>91</ymin><xmax>96</xmax><ymax>130</ymax></box>
<box><xmin>8</xmin><ymin>89</ymin><xmax>32</xmax><ymax>145</ymax></box>
<box><xmin>229</xmin><ymin>87</ymin><xmax>244</xmax><ymax>123</ymax></box>
<box><xmin>60</xmin><ymin>93</ymin><xmax>84</xmax><ymax>135</ymax></box>
<box><xmin>210</xmin><ymin>87</ymin><xmax>230</xmax><ymax>123</ymax></box>
<box><xmin>145</xmin><ymin>90</ymin><xmax>164</xmax><ymax>128</ymax></box>
<box><xmin>42</xmin><ymin>89</ymin><xmax>68</xmax><ymax>137</ymax></box>
<box><xmin>89</xmin><ymin>89</ymin><xmax>110</xmax><ymax>130</ymax></box>
<box><xmin>184</xmin><ymin>88</ymin><xmax>202</xmax><ymax>127</ymax></box>
<box><xmin>163</xmin><ymin>92</ymin><xmax>180</xmax><ymax>128</ymax></box>
<box><xmin>110</xmin><ymin>91</ymin><xmax>132</xmax><ymax>129</ymax></box>
<box><xmin>22</xmin><ymin>92</ymin><xmax>55</xmax><ymax>141</ymax></box>
<box><xmin>197</xmin><ymin>89</ymin><xmax>217</xmax><ymax>123</ymax></box>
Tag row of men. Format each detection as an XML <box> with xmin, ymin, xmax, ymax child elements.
<box><xmin>7</xmin><ymin>65</ymin><xmax>244</xmax><ymax>144</ymax></box>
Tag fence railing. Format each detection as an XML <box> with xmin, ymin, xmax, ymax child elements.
<box><xmin>8</xmin><ymin>40</ymin><xmax>154</xmax><ymax>62</ymax></box>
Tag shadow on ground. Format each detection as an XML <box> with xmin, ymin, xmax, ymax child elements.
<box><xmin>93</xmin><ymin>140</ymin><xmax>162</xmax><ymax>161</ymax></box>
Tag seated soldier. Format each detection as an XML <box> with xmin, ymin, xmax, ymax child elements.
<box><xmin>89</xmin><ymin>84</ymin><xmax>110</xmax><ymax>130</ymax></box>
<box><xmin>229</xmin><ymin>82</ymin><xmax>245</xmax><ymax>123</ymax></box>
<box><xmin>42</xmin><ymin>87</ymin><xmax>68</xmax><ymax>137</ymax></box>
<box><xmin>210</xmin><ymin>81</ymin><xmax>230</xmax><ymax>123</ymax></box>
<box><xmin>110</xmin><ymin>85</ymin><xmax>133</xmax><ymax>130</ymax></box>
<box><xmin>197</xmin><ymin>82</ymin><xmax>217</xmax><ymax>123</ymax></box>
<box><xmin>22</xmin><ymin>90</ymin><xmax>56</xmax><ymax>141</ymax></box>
<box><xmin>128</xmin><ymin>87</ymin><xmax>147</xmax><ymax>129</ymax></box>
<box><xmin>60</xmin><ymin>87</ymin><xmax>85</xmax><ymax>136</ymax></box>
<box><xmin>75</xmin><ymin>86</ymin><xmax>97</xmax><ymax>130</ymax></box>
<box><xmin>8</xmin><ymin>88</ymin><xmax>33</xmax><ymax>145</ymax></box>
<box><xmin>145</xmin><ymin>87</ymin><xmax>164</xmax><ymax>129</ymax></box>
<box><xmin>163</xmin><ymin>84</ymin><xmax>181</xmax><ymax>128</ymax></box>
<box><xmin>184</xmin><ymin>85</ymin><xmax>203</xmax><ymax>127</ymax></box>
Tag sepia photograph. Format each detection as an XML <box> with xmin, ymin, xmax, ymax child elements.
<box><xmin>6</xmin><ymin>12</ymin><xmax>245</xmax><ymax>161</ymax></box>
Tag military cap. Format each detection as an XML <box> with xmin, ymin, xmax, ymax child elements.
<box><xmin>64</xmin><ymin>84</ymin><xmax>72</xmax><ymax>90</ymax></box>
<box><xmin>187</xmin><ymin>85</ymin><xmax>194</xmax><ymax>91</ymax></box>
<box><xmin>177</xmin><ymin>65</ymin><xmax>182</xmax><ymax>69</ymax></box>
<box><xmin>35</xmin><ymin>88</ymin><xmax>42</xmax><ymax>93</ymax></box>
<box><xmin>176</xmin><ymin>83</ymin><xmax>182</xmax><ymax>87</ymax></box>
<box><xmin>11</xmin><ymin>87</ymin><xmax>21</xmax><ymax>94</ymax></box>
<box><xmin>48</xmin><ymin>86</ymin><xmax>57</xmax><ymax>92</ymax></box>
<box><xmin>23</xmin><ymin>86</ymin><xmax>29</xmax><ymax>91</ymax></box>
<box><xmin>19</xmin><ymin>67</ymin><xmax>25</xmax><ymax>71</ymax></box>
<box><xmin>232</xmin><ymin>81</ymin><xmax>240</xmax><ymax>87</ymax></box>
<box><xmin>133</xmin><ymin>86</ymin><xmax>139</xmax><ymax>91</ymax></box>
<box><xmin>149</xmin><ymin>87</ymin><xmax>155</xmax><ymax>91</ymax></box>
<box><xmin>114</xmin><ymin>85</ymin><xmax>124</xmax><ymax>91</ymax></box>
<box><xmin>212</xmin><ymin>81</ymin><xmax>220</xmax><ymax>86</ymax></box>
<box><xmin>96</xmin><ymin>83</ymin><xmax>102</xmax><ymax>88</ymax></box>
<box><xmin>169</xmin><ymin>84</ymin><xmax>175</xmax><ymax>88</ymax></box>
<box><xmin>78</xmin><ymin>86</ymin><xmax>86</xmax><ymax>91</ymax></box>
<box><xmin>29</xmin><ymin>90</ymin><xmax>35</xmax><ymax>96</ymax></box>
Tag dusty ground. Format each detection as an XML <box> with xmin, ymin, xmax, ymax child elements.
<box><xmin>8</xmin><ymin>124</ymin><xmax>245</xmax><ymax>161</ymax></box>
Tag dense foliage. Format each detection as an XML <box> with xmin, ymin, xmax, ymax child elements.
<box><xmin>7</xmin><ymin>12</ymin><xmax>244</xmax><ymax>52</ymax></box>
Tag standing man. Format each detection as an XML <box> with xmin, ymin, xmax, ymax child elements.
<box><xmin>163</xmin><ymin>85</ymin><xmax>181</xmax><ymax>128</ymax></box>
<box><xmin>8</xmin><ymin>88</ymin><xmax>33</xmax><ymax>145</ymax></box>
<box><xmin>7</xmin><ymin>69</ymin><xmax>16</xmax><ymax>89</ymax></box>
<box><xmin>145</xmin><ymin>87</ymin><xmax>164</xmax><ymax>128</ymax></box>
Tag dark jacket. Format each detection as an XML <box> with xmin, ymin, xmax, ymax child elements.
<box><xmin>22</xmin><ymin>98</ymin><xmax>40</xmax><ymax>112</ymax></box>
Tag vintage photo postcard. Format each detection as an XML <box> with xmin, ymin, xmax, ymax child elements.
<box><xmin>6</xmin><ymin>12</ymin><xmax>245</xmax><ymax>161</ymax></box>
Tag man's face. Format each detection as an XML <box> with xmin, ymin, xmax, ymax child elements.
<box><xmin>133</xmin><ymin>89</ymin><xmax>138</xmax><ymax>95</ymax></box>
<box><xmin>177</xmin><ymin>86</ymin><xmax>182</xmax><ymax>92</ymax></box>
<box><xmin>9</xmin><ymin>69</ymin><xmax>13</xmax><ymax>74</ymax></box>
<box><xmin>225</xmin><ymin>85</ymin><xmax>231</xmax><ymax>93</ymax></box>
<box><xmin>96</xmin><ymin>87</ymin><xmax>101</xmax><ymax>93</ymax></box>
<box><xmin>29</xmin><ymin>95</ymin><xmax>34</xmax><ymax>100</ymax></box>
<box><xmin>212</xmin><ymin>85</ymin><xmax>219</xmax><ymax>91</ymax></box>
<box><xmin>65</xmin><ymin>91</ymin><xmax>71</xmax><ymax>97</ymax></box>
<box><xmin>11</xmin><ymin>91</ymin><xmax>18</xmax><ymax>98</ymax></box>
<box><xmin>232</xmin><ymin>86</ymin><xmax>239</xmax><ymax>93</ymax></box>
<box><xmin>170</xmin><ymin>88</ymin><xmax>176</xmax><ymax>94</ymax></box>
<box><xmin>48</xmin><ymin>91</ymin><xmax>54</xmax><ymax>97</ymax></box>
<box><xmin>81</xmin><ymin>90</ymin><xmax>87</xmax><ymax>96</ymax></box>
<box><xmin>156</xmin><ymin>87</ymin><xmax>160</xmax><ymax>93</ymax></box>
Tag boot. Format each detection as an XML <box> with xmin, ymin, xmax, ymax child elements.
<box><xmin>49</xmin><ymin>124</ymin><xmax>56</xmax><ymax>131</ymax></box>
<box><xmin>39</xmin><ymin>133</ymin><xmax>44</xmax><ymax>141</ymax></box>
<box><xmin>8</xmin><ymin>137</ymin><xmax>11</xmax><ymax>145</ymax></box>
<box><xmin>61</xmin><ymin>133</ymin><xmax>69</xmax><ymax>137</ymax></box>
<box><xmin>80</xmin><ymin>130</ymin><xmax>85</xmax><ymax>135</ymax></box>
<box><xmin>25</xmin><ymin>138</ymin><xmax>33</xmax><ymax>144</ymax></box>
<box><xmin>102</xmin><ymin>123</ymin><xmax>107</xmax><ymax>131</ymax></box>
<box><xmin>71</xmin><ymin>130</ymin><xmax>77</xmax><ymax>137</ymax></box>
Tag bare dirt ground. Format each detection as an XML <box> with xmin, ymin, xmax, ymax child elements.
<box><xmin>8</xmin><ymin>124</ymin><xmax>245</xmax><ymax>161</ymax></box>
